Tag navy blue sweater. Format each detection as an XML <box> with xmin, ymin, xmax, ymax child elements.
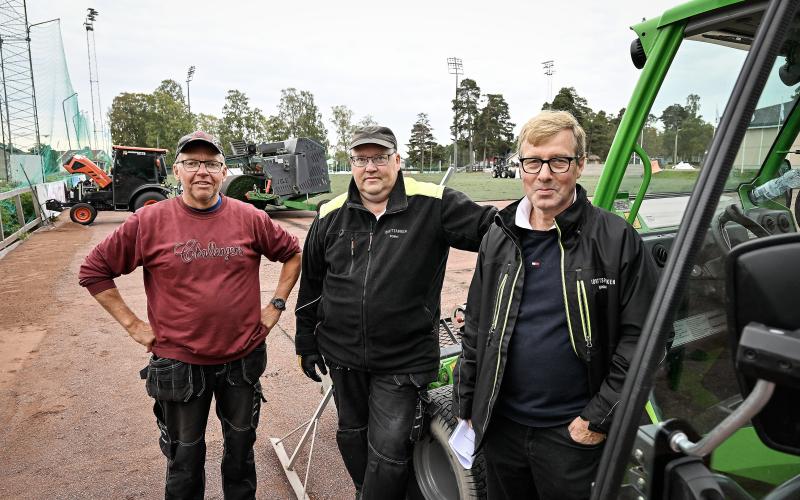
<box><xmin>496</xmin><ymin>228</ymin><xmax>590</xmax><ymax>427</ymax></box>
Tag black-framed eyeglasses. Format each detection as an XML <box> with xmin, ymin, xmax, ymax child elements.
<box><xmin>349</xmin><ymin>152</ymin><xmax>395</xmax><ymax>168</ymax></box>
<box><xmin>518</xmin><ymin>155</ymin><xmax>582</xmax><ymax>174</ymax></box>
<box><xmin>176</xmin><ymin>159</ymin><xmax>225</xmax><ymax>173</ymax></box>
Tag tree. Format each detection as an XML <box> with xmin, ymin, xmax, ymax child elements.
<box><xmin>331</xmin><ymin>105</ymin><xmax>355</xmax><ymax>167</ymax></box>
<box><xmin>108</xmin><ymin>79</ymin><xmax>193</xmax><ymax>152</ymax></box>
<box><xmin>358</xmin><ymin>115</ymin><xmax>378</xmax><ymax>127</ymax></box>
<box><xmin>109</xmin><ymin>92</ymin><xmax>153</xmax><ymax>147</ymax></box>
<box><xmin>474</xmin><ymin>94</ymin><xmax>514</xmax><ymax>161</ymax></box>
<box><xmin>407</xmin><ymin>113</ymin><xmax>436</xmax><ymax>168</ymax></box>
<box><xmin>195</xmin><ymin>113</ymin><xmax>221</xmax><ymax>137</ymax></box>
<box><xmin>275</xmin><ymin>88</ymin><xmax>328</xmax><ymax>147</ymax></box>
<box><xmin>543</xmin><ymin>87</ymin><xmax>591</xmax><ymax>123</ymax></box>
<box><xmin>218</xmin><ymin>90</ymin><xmax>266</xmax><ymax>152</ymax></box>
<box><xmin>451</xmin><ymin>78</ymin><xmax>481</xmax><ymax>165</ymax></box>
<box><xmin>585</xmin><ymin>110</ymin><xmax>614</xmax><ymax>159</ymax></box>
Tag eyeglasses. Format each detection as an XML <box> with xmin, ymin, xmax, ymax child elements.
<box><xmin>518</xmin><ymin>156</ymin><xmax>582</xmax><ymax>174</ymax></box>
<box><xmin>349</xmin><ymin>152</ymin><xmax>395</xmax><ymax>168</ymax></box>
<box><xmin>176</xmin><ymin>159</ymin><xmax>225</xmax><ymax>173</ymax></box>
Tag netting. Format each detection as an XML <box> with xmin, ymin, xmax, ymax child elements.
<box><xmin>1</xmin><ymin>15</ymin><xmax>102</xmax><ymax>188</ymax></box>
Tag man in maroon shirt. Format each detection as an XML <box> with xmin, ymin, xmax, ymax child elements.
<box><xmin>79</xmin><ymin>131</ymin><xmax>301</xmax><ymax>499</ymax></box>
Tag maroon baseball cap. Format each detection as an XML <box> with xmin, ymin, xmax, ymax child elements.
<box><xmin>175</xmin><ymin>130</ymin><xmax>225</xmax><ymax>157</ymax></box>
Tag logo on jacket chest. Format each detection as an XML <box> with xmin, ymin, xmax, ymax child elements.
<box><xmin>173</xmin><ymin>239</ymin><xmax>244</xmax><ymax>263</ymax></box>
<box><xmin>384</xmin><ymin>228</ymin><xmax>408</xmax><ymax>239</ymax></box>
<box><xmin>590</xmin><ymin>277</ymin><xmax>616</xmax><ymax>290</ymax></box>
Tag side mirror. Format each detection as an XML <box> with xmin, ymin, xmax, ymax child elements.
<box><xmin>726</xmin><ymin>233</ymin><xmax>800</xmax><ymax>455</ymax></box>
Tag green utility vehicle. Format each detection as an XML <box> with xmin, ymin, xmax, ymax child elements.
<box><xmin>413</xmin><ymin>1</ymin><xmax>800</xmax><ymax>499</ymax></box>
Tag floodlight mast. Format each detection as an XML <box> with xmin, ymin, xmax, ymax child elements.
<box><xmin>447</xmin><ymin>57</ymin><xmax>463</xmax><ymax>169</ymax></box>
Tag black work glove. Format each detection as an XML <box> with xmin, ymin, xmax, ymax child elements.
<box><xmin>299</xmin><ymin>353</ymin><xmax>327</xmax><ymax>382</ymax></box>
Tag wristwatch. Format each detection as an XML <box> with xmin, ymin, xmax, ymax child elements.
<box><xmin>270</xmin><ymin>297</ymin><xmax>286</xmax><ymax>311</ymax></box>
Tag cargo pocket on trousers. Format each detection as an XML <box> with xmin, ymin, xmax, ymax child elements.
<box><xmin>145</xmin><ymin>356</ymin><xmax>198</xmax><ymax>403</ymax></box>
<box><xmin>227</xmin><ymin>342</ymin><xmax>268</xmax><ymax>387</ymax></box>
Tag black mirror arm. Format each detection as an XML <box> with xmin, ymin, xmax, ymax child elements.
<box><xmin>668</xmin><ymin>379</ymin><xmax>775</xmax><ymax>457</ymax></box>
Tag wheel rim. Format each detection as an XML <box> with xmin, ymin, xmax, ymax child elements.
<box><xmin>74</xmin><ymin>207</ymin><xmax>92</xmax><ymax>222</ymax></box>
<box><xmin>143</xmin><ymin>199</ymin><xmax>159</xmax><ymax>206</ymax></box>
<box><xmin>413</xmin><ymin>431</ymin><xmax>461</xmax><ymax>499</ymax></box>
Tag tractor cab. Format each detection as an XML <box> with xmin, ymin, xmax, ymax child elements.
<box><xmin>585</xmin><ymin>1</ymin><xmax>800</xmax><ymax>498</ymax></box>
<box><xmin>45</xmin><ymin>145</ymin><xmax>172</xmax><ymax>225</ymax></box>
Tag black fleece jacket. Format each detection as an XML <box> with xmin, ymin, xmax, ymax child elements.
<box><xmin>453</xmin><ymin>185</ymin><xmax>659</xmax><ymax>447</ymax></box>
<box><xmin>295</xmin><ymin>172</ymin><xmax>496</xmax><ymax>374</ymax></box>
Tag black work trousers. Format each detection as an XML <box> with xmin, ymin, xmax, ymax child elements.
<box><xmin>144</xmin><ymin>343</ymin><xmax>267</xmax><ymax>500</ymax></box>
<box><xmin>483</xmin><ymin>413</ymin><xmax>604</xmax><ymax>500</ymax></box>
<box><xmin>328</xmin><ymin>364</ymin><xmax>435</xmax><ymax>500</ymax></box>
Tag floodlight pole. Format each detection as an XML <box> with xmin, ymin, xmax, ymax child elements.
<box><xmin>84</xmin><ymin>8</ymin><xmax>98</xmax><ymax>150</ymax></box>
<box><xmin>447</xmin><ymin>57</ymin><xmax>463</xmax><ymax>169</ymax></box>
<box><xmin>542</xmin><ymin>60</ymin><xmax>554</xmax><ymax>101</ymax></box>
<box><xmin>186</xmin><ymin>65</ymin><xmax>195</xmax><ymax>115</ymax></box>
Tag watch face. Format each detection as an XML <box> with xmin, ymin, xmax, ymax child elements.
<box><xmin>271</xmin><ymin>298</ymin><xmax>286</xmax><ymax>310</ymax></box>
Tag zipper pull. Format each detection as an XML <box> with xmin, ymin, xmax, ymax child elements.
<box><xmin>351</xmin><ymin>237</ymin><xmax>355</xmax><ymax>257</ymax></box>
<box><xmin>367</xmin><ymin>232</ymin><xmax>373</xmax><ymax>252</ymax></box>
<box><xmin>486</xmin><ymin>327</ymin><xmax>495</xmax><ymax>347</ymax></box>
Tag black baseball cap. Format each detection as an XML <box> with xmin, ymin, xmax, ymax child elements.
<box><xmin>175</xmin><ymin>130</ymin><xmax>225</xmax><ymax>157</ymax></box>
<box><xmin>349</xmin><ymin>126</ymin><xmax>397</xmax><ymax>151</ymax></box>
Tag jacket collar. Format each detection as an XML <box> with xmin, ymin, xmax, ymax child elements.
<box><xmin>496</xmin><ymin>184</ymin><xmax>591</xmax><ymax>243</ymax></box>
<box><xmin>346</xmin><ymin>170</ymin><xmax>409</xmax><ymax>214</ymax></box>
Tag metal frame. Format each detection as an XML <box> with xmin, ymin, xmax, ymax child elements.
<box><xmin>269</xmin><ymin>374</ymin><xmax>334</xmax><ymax>500</ymax></box>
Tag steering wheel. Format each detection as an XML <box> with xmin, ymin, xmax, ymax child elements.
<box><xmin>711</xmin><ymin>204</ymin><xmax>771</xmax><ymax>254</ymax></box>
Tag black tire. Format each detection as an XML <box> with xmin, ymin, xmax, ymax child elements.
<box><xmin>221</xmin><ymin>174</ymin><xmax>262</xmax><ymax>201</ymax></box>
<box><xmin>69</xmin><ymin>203</ymin><xmax>97</xmax><ymax>225</ymax></box>
<box><xmin>133</xmin><ymin>191</ymin><xmax>167</xmax><ymax>211</ymax></box>
<box><xmin>491</xmin><ymin>170</ymin><xmax>498</xmax><ymax>178</ymax></box>
<box><xmin>500</xmin><ymin>170</ymin><xmax>508</xmax><ymax>178</ymax></box>
<box><xmin>411</xmin><ymin>385</ymin><xmax>487</xmax><ymax>500</ymax></box>
<box><xmin>508</xmin><ymin>169</ymin><xmax>516</xmax><ymax>179</ymax></box>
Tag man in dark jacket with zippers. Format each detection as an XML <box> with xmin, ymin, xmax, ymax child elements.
<box><xmin>295</xmin><ymin>126</ymin><xmax>495</xmax><ymax>499</ymax></box>
<box><xmin>453</xmin><ymin>111</ymin><xmax>658</xmax><ymax>500</ymax></box>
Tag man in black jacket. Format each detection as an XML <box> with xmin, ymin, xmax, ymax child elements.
<box><xmin>453</xmin><ymin>111</ymin><xmax>658</xmax><ymax>500</ymax></box>
<box><xmin>295</xmin><ymin>126</ymin><xmax>495</xmax><ymax>499</ymax></box>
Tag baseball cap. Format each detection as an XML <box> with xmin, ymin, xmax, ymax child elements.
<box><xmin>175</xmin><ymin>130</ymin><xmax>225</xmax><ymax>157</ymax></box>
<box><xmin>349</xmin><ymin>126</ymin><xmax>397</xmax><ymax>151</ymax></box>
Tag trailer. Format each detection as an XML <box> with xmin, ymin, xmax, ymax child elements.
<box><xmin>222</xmin><ymin>137</ymin><xmax>330</xmax><ymax>212</ymax></box>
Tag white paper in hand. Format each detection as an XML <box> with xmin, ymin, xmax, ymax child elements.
<box><xmin>448</xmin><ymin>419</ymin><xmax>475</xmax><ymax>469</ymax></box>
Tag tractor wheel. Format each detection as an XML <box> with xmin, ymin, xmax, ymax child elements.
<box><xmin>491</xmin><ymin>170</ymin><xmax>498</xmax><ymax>178</ymax></box>
<box><xmin>500</xmin><ymin>170</ymin><xmax>508</xmax><ymax>178</ymax></box>
<box><xmin>69</xmin><ymin>203</ymin><xmax>97</xmax><ymax>225</ymax></box>
<box><xmin>508</xmin><ymin>169</ymin><xmax>516</xmax><ymax>179</ymax></box>
<box><xmin>133</xmin><ymin>191</ymin><xmax>166</xmax><ymax>211</ymax></box>
<box><xmin>410</xmin><ymin>385</ymin><xmax>487</xmax><ymax>500</ymax></box>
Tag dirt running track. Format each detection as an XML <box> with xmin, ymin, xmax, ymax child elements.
<box><xmin>0</xmin><ymin>201</ymin><xmax>507</xmax><ymax>499</ymax></box>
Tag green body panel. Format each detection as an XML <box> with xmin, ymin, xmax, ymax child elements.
<box><xmin>430</xmin><ymin>356</ymin><xmax>458</xmax><ymax>390</ymax></box>
<box><xmin>595</xmin><ymin>22</ymin><xmax>685</xmax><ymax>209</ymax></box>
<box><xmin>280</xmin><ymin>199</ymin><xmax>316</xmax><ymax>211</ymax></box>
<box><xmin>711</xmin><ymin>427</ymin><xmax>800</xmax><ymax>484</ymax></box>
<box><xmin>628</xmin><ymin>144</ymin><xmax>654</xmax><ymax>224</ymax></box>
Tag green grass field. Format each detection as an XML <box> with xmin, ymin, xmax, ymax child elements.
<box><xmin>307</xmin><ymin>168</ymin><xmax>751</xmax><ymax>205</ymax></box>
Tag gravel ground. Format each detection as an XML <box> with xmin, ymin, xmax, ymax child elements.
<box><xmin>0</xmin><ymin>200</ymin><xmax>508</xmax><ymax>499</ymax></box>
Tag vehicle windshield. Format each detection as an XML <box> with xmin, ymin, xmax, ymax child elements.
<box><xmin>618</xmin><ymin>8</ymin><xmax>800</xmax><ymax>497</ymax></box>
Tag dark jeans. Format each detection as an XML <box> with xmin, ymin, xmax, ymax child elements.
<box><xmin>144</xmin><ymin>343</ymin><xmax>267</xmax><ymax>500</ymax></box>
<box><xmin>483</xmin><ymin>413</ymin><xmax>604</xmax><ymax>500</ymax></box>
<box><xmin>328</xmin><ymin>364</ymin><xmax>435</xmax><ymax>500</ymax></box>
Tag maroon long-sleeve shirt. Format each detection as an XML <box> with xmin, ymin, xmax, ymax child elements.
<box><xmin>79</xmin><ymin>196</ymin><xmax>300</xmax><ymax>364</ymax></box>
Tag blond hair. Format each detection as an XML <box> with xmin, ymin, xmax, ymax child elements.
<box><xmin>517</xmin><ymin>110</ymin><xmax>586</xmax><ymax>157</ymax></box>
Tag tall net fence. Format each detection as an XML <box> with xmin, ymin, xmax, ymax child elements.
<box><xmin>1</xmin><ymin>10</ymin><xmax>103</xmax><ymax>190</ymax></box>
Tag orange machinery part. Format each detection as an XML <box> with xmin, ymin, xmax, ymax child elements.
<box><xmin>63</xmin><ymin>155</ymin><xmax>112</xmax><ymax>189</ymax></box>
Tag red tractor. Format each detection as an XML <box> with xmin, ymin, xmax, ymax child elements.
<box><xmin>46</xmin><ymin>145</ymin><xmax>173</xmax><ymax>225</ymax></box>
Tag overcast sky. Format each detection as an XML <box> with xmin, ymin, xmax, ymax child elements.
<box><xmin>28</xmin><ymin>0</ymin><xmax>686</xmax><ymax>154</ymax></box>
